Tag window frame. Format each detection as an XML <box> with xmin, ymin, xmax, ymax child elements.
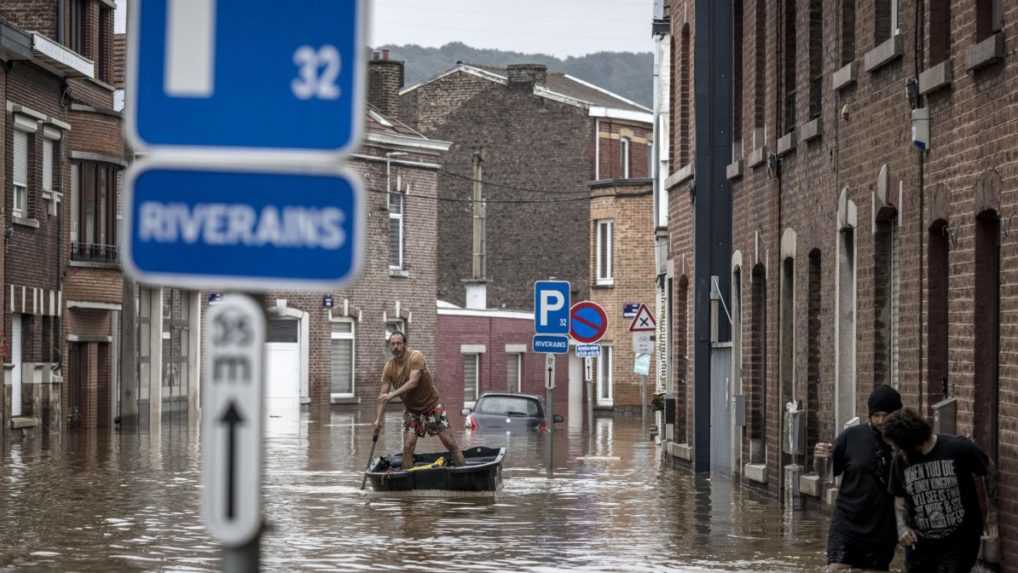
<box><xmin>596</xmin><ymin>219</ymin><xmax>615</xmax><ymax>285</ymax></box>
<box><xmin>620</xmin><ymin>137</ymin><xmax>631</xmax><ymax>179</ymax></box>
<box><xmin>507</xmin><ymin>352</ymin><xmax>523</xmax><ymax>393</ymax></box>
<box><xmin>12</xmin><ymin>128</ymin><xmax>30</xmax><ymax>219</ymax></box>
<box><xmin>330</xmin><ymin>318</ymin><xmax>356</xmax><ymax>400</ymax></box>
<box><xmin>388</xmin><ymin>184</ymin><xmax>405</xmax><ymax>270</ymax></box>
<box><xmin>464</xmin><ymin>353</ymin><xmax>481</xmax><ymax>409</ymax></box>
<box><xmin>596</xmin><ymin>346</ymin><xmax>614</xmax><ymax>407</ymax></box>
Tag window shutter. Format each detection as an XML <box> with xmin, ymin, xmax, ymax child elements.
<box><xmin>13</xmin><ymin>131</ymin><xmax>28</xmax><ymax>186</ymax></box>
<box><xmin>42</xmin><ymin>140</ymin><xmax>54</xmax><ymax>191</ymax></box>
<box><xmin>464</xmin><ymin>355</ymin><xmax>478</xmax><ymax>402</ymax></box>
<box><xmin>331</xmin><ymin>338</ymin><xmax>353</xmax><ymax>394</ymax></box>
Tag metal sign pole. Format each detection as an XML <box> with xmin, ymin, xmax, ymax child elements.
<box><xmin>641</xmin><ymin>375</ymin><xmax>648</xmax><ymax>433</ymax></box>
<box><xmin>584</xmin><ymin>357</ymin><xmax>594</xmax><ymax>438</ymax></box>
<box><xmin>545</xmin><ymin>354</ymin><xmax>555</xmax><ymax>479</ymax></box>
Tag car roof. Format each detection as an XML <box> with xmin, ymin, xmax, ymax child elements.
<box><xmin>477</xmin><ymin>392</ymin><xmax>542</xmax><ymax>402</ymax></box>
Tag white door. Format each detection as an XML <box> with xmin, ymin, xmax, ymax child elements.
<box><xmin>265</xmin><ymin>318</ymin><xmax>301</xmax><ymax>433</ymax></box>
<box><xmin>11</xmin><ymin>315</ymin><xmax>21</xmax><ymax>417</ymax></box>
<box><xmin>568</xmin><ymin>352</ymin><xmax>583</xmax><ymax>431</ymax></box>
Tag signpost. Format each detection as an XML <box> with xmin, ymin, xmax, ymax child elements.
<box><xmin>533</xmin><ymin>281</ymin><xmax>569</xmax><ymax>479</ymax></box>
<box><xmin>122</xmin><ymin>160</ymin><xmax>364</xmax><ymax>291</ymax></box>
<box><xmin>126</xmin><ymin>2</ymin><xmax>369</xmax><ymax>569</ymax></box>
<box><xmin>202</xmin><ymin>295</ymin><xmax>266</xmax><ymax>554</ymax></box>
<box><xmin>569</xmin><ymin>301</ymin><xmax>608</xmax><ymax>344</ymax></box>
<box><xmin>629</xmin><ymin>304</ymin><xmax>657</xmax><ymax>433</ymax></box>
<box><xmin>127</xmin><ymin>0</ymin><xmax>368</xmax><ymax>159</ymax></box>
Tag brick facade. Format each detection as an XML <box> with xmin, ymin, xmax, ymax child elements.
<box><xmin>261</xmin><ymin>144</ymin><xmax>442</xmax><ymax>413</ymax></box>
<box><xmin>2</xmin><ymin>1</ymin><xmax>124</xmax><ymax>433</ymax></box>
<box><xmin>402</xmin><ymin>64</ymin><xmax>653</xmax><ymax>311</ymax></box>
<box><xmin>435</xmin><ymin>310</ymin><xmax>568</xmax><ymax>430</ymax></box>
<box><xmin>589</xmin><ymin>179</ymin><xmax>656</xmax><ymax>409</ymax></box>
<box><xmin>666</xmin><ymin>0</ymin><xmax>1018</xmax><ymax>569</ymax></box>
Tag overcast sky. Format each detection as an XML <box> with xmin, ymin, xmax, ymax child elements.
<box><xmin>116</xmin><ymin>1</ymin><xmax>654</xmax><ymax>57</ymax></box>
<box><xmin>369</xmin><ymin>0</ymin><xmax>653</xmax><ymax>57</ymax></box>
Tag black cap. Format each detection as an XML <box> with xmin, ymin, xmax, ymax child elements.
<box><xmin>868</xmin><ymin>385</ymin><xmax>903</xmax><ymax>415</ymax></box>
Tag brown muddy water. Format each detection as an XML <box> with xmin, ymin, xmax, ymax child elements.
<box><xmin>0</xmin><ymin>411</ymin><xmax>833</xmax><ymax>572</ymax></box>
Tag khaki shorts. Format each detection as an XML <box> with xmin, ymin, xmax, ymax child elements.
<box><xmin>403</xmin><ymin>404</ymin><xmax>450</xmax><ymax>437</ymax></box>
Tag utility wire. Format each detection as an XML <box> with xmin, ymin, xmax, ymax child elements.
<box><xmin>439</xmin><ymin>169</ymin><xmax>594</xmax><ymax>195</ymax></box>
<box><xmin>368</xmin><ymin>186</ymin><xmax>592</xmax><ymax>204</ymax></box>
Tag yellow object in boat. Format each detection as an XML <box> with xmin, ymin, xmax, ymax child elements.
<box><xmin>406</xmin><ymin>456</ymin><xmax>445</xmax><ymax>472</ymax></box>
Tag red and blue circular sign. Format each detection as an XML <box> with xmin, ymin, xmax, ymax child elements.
<box><xmin>569</xmin><ymin>301</ymin><xmax>608</xmax><ymax>344</ymax></box>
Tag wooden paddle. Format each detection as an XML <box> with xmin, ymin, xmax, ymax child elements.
<box><xmin>361</xmin><ymin>429</ymin><xmax>380</xmax><ymax>490</ymax></box>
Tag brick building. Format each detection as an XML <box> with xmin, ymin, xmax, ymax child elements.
<box><xmin>400</xmin><ymin>62</ymin><xmax>653</xmax><ymax>312</ymax></box>
<box><xmin>661</xmin><ymin>0</ymin><xmax>1016</xmax><ymax>568</ymax></box>
<box><xmin>0</xmin><ymin>0</ymin><xmax>125</xmax><ymax>437</ymax></box>
<box><xmin>435</xmin><ymin>301</ymin><xmax>570</xmax><ymax>430</ymax></box>
<box><xmin>247</xmin><ymin>54</ymin><xmax>449</xmax><ymax>419</ymax></box>
<box><xmin>589</xmin><ymin>179</ymin><xmax>656</xmax><ymax>412</ymax></box>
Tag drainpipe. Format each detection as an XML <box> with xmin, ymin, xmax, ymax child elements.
<box><xmin>913</xmin><ymin>0</ymin><xmax>926</xmax><ymax>416</ymax></box>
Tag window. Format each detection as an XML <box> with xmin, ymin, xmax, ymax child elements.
<box><xmin>385</xmin><ymin>319</ymin><xmax>406</xmax><ymax>342</ymax></box>
<box><xmin>754</xmin><ymin>0</ymin><xmax>767</xmax><ymax>144</ymax></box>
<box><xmin>875</xmin><ymin>0</ymin><xmax>900</xmax><ymax>44</ymax></box>
<box><xmin>98</xmin><ymin>6</ymin><xmax>112</xmax><ymax>82</ymax></box>
<box><xmin>330</xmin><ymin>320</ymin><xmax>355</xmax><ymax>398</ymax></box>
<box><xmin>596</xmin><ymin>220</ymin><xmax>614</xmax><ymax>285</ymax></box>
<box><xmin>464</xmin><ymin>353</ymin><xmax>480</xmax><ymax>407</ymax></box>
<box><xmin>976</xmin><ymin>0</ymin><xmax>1001</xmax><ymax>42</ymax></box>
<box><xmin>12</xmin><ymin>130</ymin><xmax>29</xmax><ymax>219</ymax></box>
<box><xmin>72</xmin><ymin>162</ymin><xmax>119</xmax><ymax>263</ymax></box>
<box><xmin>478</xmin><ymin>396</ymin><xmax>540</xmax><ymax>417</ymax></box>
<box><xmin>874</xmin><ymin>218</ymin><xmax>899</xmax><ymax>388</ymax></box>
<box><xmin>507</xmin><ymin>353</ymin><xmax>523</xmax><ymax>392</ymax></box>
<box><xmin>596</xmin><ymin>346</ymin><xmax>613</xmax><ymax>405</ymax></box>
<box><xmin>929</xmin><ymin>0</ymin><xmax>951</xmax><ymax>65</ymax></box>
<box><xmin>63</xmin><ymin>0</ymin><xmax>87</xmax><ymax>56</ymax></box>
<box><xmin>841</xmin><ymin>0</ymin><xmax>856</xmax><ymax>66</ymax></box>
<box><xmin>808</xmin><ymin>0</ymin><xmax>823</xmax><ymax>119</ymax></box>
<box><xmin>732</xmin><ymin>0</ymin><xmax>744</xmax><ymax>159</ymax></box>
<box><xmin>679</xmin><ymin>25</ymin><xmax>691</xmax><ymax>166</ymax></box>
<box><xmin>927</xmin><ymin>222</ymin><xmax>949</xmax><ymax>412</ymax></box>
<box><xmin>389</xmin><ymin>182</ymin><xmax>404</xmax><ymax>269</ymax></box>
<box><xmin>782</xmin><ymin>0</ymin><xmax>797</xmax><ymax>134</ymax></box>
<box><xmin>620</xmin><ymin>137</ymin><xmax>631</xmax><ymax>178</ymax></box>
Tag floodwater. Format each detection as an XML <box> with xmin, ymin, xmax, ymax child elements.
<box><xmin>0</xmin><ymin>410</ymin><xmax>832</xmax><ymax>572</ymax></box>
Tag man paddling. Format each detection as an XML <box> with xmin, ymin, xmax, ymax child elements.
<box><xmin>373</xmin><ymin>331</ymin><xmax>466</xmax><ymax>468</ymax></box>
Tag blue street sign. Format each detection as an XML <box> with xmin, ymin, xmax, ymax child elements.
<box><xmin>533</xmin><ymin>335</ymin><xmax>569</xmax><ymax>354</ymax></box>
<box><xmin>127</xmin><ymin>0</ymin><xmax>367</xmax><ymax>157</ymax></box>
<box><xmin>122</xmin><ymin>161</ymin><xmax>364</xmax><ymax>291</ymax></box>
<box><xmin>534</xmin><ymin>281</ymin><xmax>570</xmax><ymax>335</ymax></box>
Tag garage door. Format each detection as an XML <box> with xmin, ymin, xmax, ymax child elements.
<box><xmin>266</xmin><ymin>319</ymin><xmax>300</xmax><ymax>400</ymax></box>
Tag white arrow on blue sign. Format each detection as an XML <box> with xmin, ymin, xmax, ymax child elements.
<box><xmin>127</xmin><ymin>0</ymin><xmax>368</xmax><ymax>159</ymax></box>
<box><xmin>121</xmin><ymin>160</ymin><xmax>364</xmax><ymax>291</ymax></box>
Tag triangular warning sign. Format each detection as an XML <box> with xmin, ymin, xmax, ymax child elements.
<box><xmin>628</xmin><ymin>304</ymin><xmax>656</xmax><ymax>332</ymax></box>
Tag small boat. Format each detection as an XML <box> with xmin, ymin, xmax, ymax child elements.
<box><xmin>365</xmin><ymin>446</ymin><xmax>505</xmax><ymax>496</ymax></box>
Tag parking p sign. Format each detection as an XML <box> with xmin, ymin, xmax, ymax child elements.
<box><xmin>533</xmin><ymin>281</ymin><xmax>570</xmax><ymax>354</ymax></box>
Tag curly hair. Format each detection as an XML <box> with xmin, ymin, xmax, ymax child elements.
<box><xmin>881</xmin><ymin>408</ymin><xmax>932</xmax><ymax>456</ymax></box>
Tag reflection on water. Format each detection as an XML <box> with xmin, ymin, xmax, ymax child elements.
<box><xmin>0</xmin><ymin>411</ymin><xmax>829</xmax><ymax>571</ymax></box>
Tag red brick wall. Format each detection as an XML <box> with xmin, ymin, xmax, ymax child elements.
<box><xmin>598</xmin><ymin>121</ymin><xmax>653</xmax><ymax>181</ymax></box>
<box><xmin>436</xmin><ymin>312</ymin><xmax>569</xmax><ymax>430</ymax></box>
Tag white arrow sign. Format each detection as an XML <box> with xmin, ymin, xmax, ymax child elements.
<box><xmin>202</xmin><ymin>294</ymin><xmax>265</xmax><ymax>547</ymax></box>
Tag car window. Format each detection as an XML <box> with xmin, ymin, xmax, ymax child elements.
<box><xmin>477</xmin><ymin>396</ymin><xmax>540</xmax><ymax>417</ymax></box>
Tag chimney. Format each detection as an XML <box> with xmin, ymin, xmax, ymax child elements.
<box><xmin>507</xmin><ymin>64</ymin><xmax>547</xmax><ymax>90</ymax></box>
<box><xmin>368</xmin><ymin>50</ymin><xmax>405</xmax><ymax>120</ymax></box>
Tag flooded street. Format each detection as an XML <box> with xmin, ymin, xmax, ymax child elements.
<box><xmin>1</xmin><ymin>412</ymin><xmax>829</xmax><ymax>572</ymax></box>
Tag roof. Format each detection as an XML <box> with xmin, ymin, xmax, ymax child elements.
<box><xmin>364</xmin><ymin>105</ymin><xmax>451</xmax><ymax>152</ymax></box>
<box><xmin>403</xmin><ymin>64</ymin><xmax>652</xmax><ymax>121</ymax></box>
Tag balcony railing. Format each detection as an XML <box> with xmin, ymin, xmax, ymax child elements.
<box><xmin>70</xmin><ymin>242</ymin><xmax>118</xmax><ymax>264</ymax></box>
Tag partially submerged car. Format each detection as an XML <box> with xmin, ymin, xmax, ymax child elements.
<box><xmin>462</xmin><ymin>392</ymin><xmax>563</xmax><ymax>432</ymax></box>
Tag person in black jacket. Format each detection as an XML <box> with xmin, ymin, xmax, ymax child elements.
<box><xmin>823</xmin><ymin>385</ymin><xmax>903</xmax><ymax>571</ymax></box>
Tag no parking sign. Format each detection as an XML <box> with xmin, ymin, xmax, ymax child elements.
<box><xmin>570</xmin><ymin>301</ymin><xmax>608</xmax><ymax>344</ymax></box>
